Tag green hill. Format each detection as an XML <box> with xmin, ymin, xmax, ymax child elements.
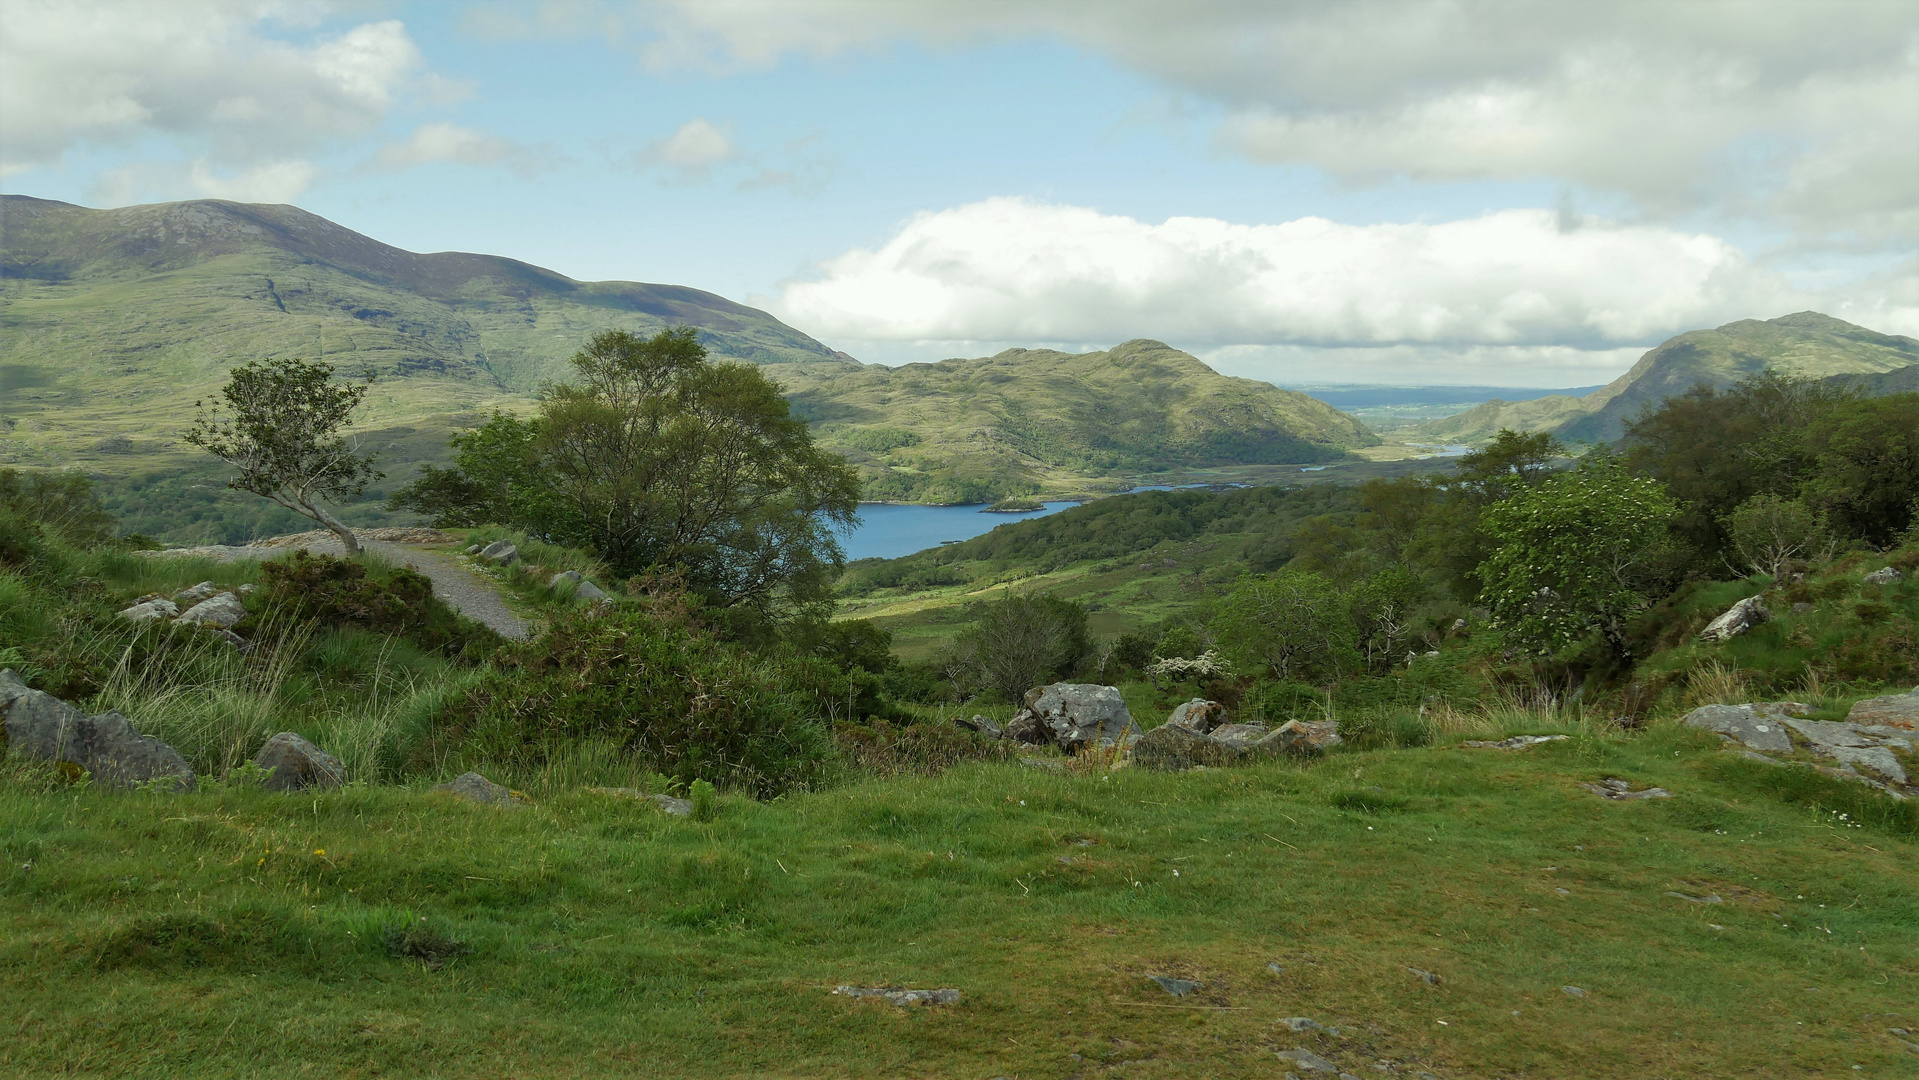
<box><xmin>776</xmin><ymin>340</ymin><xmax>1379</xmax><ymax>503</ymax></box>
<box><xmin>1413</xmin><ymin>312</ymin><xmax>1919</xmax><ymax>444</ymax></box>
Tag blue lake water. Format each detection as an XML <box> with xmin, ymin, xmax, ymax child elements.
<box><xmin>843</xmin><ymin>501</ymin><xmax>1079</xmax><ymax>561</ymax></box>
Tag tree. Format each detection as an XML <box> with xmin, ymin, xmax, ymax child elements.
<box><xmin>185</xmin><ymin>358</ymin><xmax>379</xmax><ymax>555</ymax></box>
<box><xmin>388</xmin><ymin>411</ymin><xmax>554</xmax><ymax>530</ymax></box>
<box><xmin>1210</xmin><ymin>569</ymin><xmax>1350</xmax><ymax>681</ymax></box>
<box><xmin>1348</xmin><ymin>565</ymin><xmax>1427</xmax><ymax>670</ymax></box>
<box><xmin>1798</xmin><ymin>394</ymin><xmax>1919</xmax><ymax>547</ymax></box>
<box><xmin>1725</xmin><ymin>494</ymin><xmax>1828</xmax><ymax>583</ymax></box>
<box><xmin>1475</xmin><ymin>457</ymin><xmax>1680</xmax><ymax>658</ymax></box>
<box><xmin>946</xmin><ymin>591</ymin><xmax>1089</xmax><ymax>703</ymax></box>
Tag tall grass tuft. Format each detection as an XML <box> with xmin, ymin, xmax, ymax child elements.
<box><xmin>1684</xmin><ymin>661</ymin><xmax>1752</xmax><ymax>710</ymax></box>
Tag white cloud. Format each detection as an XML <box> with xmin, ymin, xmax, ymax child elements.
<box><xmin>774</xmin><ymin>198</ymin><xmax>1805</xmax><ymax>354</ymax></box>
<box><xmin>638</xmin><ymin>118</ymin><xmax>737</xmax><ymax>180</ymax></box>
<box><xmin>0</xmin><ymin>0</ymin><xmax>423</xmax><ymax>176</ymax></box>
<box><xmin>594</xmin><ymin>1</ymin><xmax>1919</xmax><ymax>242</ymax></box>
<box><xmin>370</xmin><ymin>123</ymin><xmax>545</xmax><ymax>176</ymax></box>
<box><xmin>91</xmin><ymin>157</ymin><xmax>321</xmax><ymax>205</ymax></box>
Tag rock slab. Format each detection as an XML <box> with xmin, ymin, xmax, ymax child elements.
<box><xmin>1132</xmin><ymin>723</ymin><xmax>1243</xmax><ymax>771</ymax></box>
<box><xmin>252</xmin><ymin>732</ymin><xmax>344</xmax><ymax>792</ymax></box>
<box><xmin>1846</xmin><ymin>687</ymin><xmax>1919</xmax><ymax>729</ymax></box>
<box><xmin>0</xmin><ymin>670</ymin><xmax>196</xmax><ymax>791</ymax></box>
<box><xmin>1682</xmin><ymin>704</ymin><xmax>1795</xmax><ymax>752</ymax></box>
<box><xmin>433</xmin><ymin>771</ymin><xmax>528</xmax><ymax>807</ymax></box>
<box><xmin>1700</xmin><ymin>595</ymin><xmax>1770</xmax><ymax>642</ymax></box>
<box><xmin>1165</xmin><ymin>699</ymin><xmax>1229</xmax><ymax>733</ymax></box>
<box><xmin>833</xmin><ymin>986</ymin><xmax>960</xmax><ymax>1006</ymax></box>
<box><xmin>479</xmin><ymin>540</ymin><xmax>519</xmax><ymax>566</ymax></box>
<box><xmin>176</xmin><ymin>592</ymin><xmax>247</xmax><ymax>629</ymax></box>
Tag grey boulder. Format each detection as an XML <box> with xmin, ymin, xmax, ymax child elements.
<box><xmin>1700</xmin><ymin>595</ymin><xmax>1770</xmax><ymax>642</ymax></box>
<box><xmin>118</xmin><ymin>597</ymin><xmax>179</xmax><ymax>622</ymax></box>
<box><xmin>1846</xmin><ymin>687</ymin><xmax>1919</xmax><ymax>728</ymax></box>
<box><xmin>1020</xmin><ymin>683</ymin><xmax>1139</xmax><ymax>752</ymax></box>
<box><xmin>1208</xmin><ymin>722</ymin><xmax>1271</xmax><ymax>750</ymax></box>
<box><xmin>953</xmin><ymin>714</ymin><xmax>1003</xmax><ymax>739</ymax></box>
<box><xmin>432</xmin><ymin>771</ymin><xmax>528</xmax><ymax>807</ymax></box>
<box><xmin>1256</xmin><ymin>719</ymin><xmax>1342</xmax><ymax>755</ymax></box>
<box><xmin>0</xmin><ymin>669</ymin><xmax>196</xmax><ymax>791</ymax></box>
<box><xmin>172</xmin><ymin>581</ymin><xmax>220</xmax><ymax>605</ymax></box>
<box><xmin>479</xmin><ymin>540</ymin><xmax>519</xmax><ymax>566</ymax></box>
<box><xmin>1131</xmin><ymin>723</ymin><xmax>1243</xmax><ymax>771</ymax></box>
<box><xmin>252</xmin><ymin>732</ymin><xmax>344</xmax><ymax>792</ymax></box>
<box><xmin>549</xmin><ymin>570</ymin><xmax>610</xmax><ymax>602</ymax></box>
<box><xmin>833</xmin><ymin>986</ymin><xmax>960</xmax><ymax>1006</ymax></box>
<box><xmin>1165</xmin><ymin>698</ymin><xmax>1229</xmax><ymax>733</ymax></box>
<box><xmin>1682</xmin><ymin>704</ymin><xmax>1795</xmax><ymax>753</ymax></box>
<box><xmin>177</xmin><ymin>591</ymin><xmax>247</xmax><ymax>629</ymax></box>
<box><xmin>1863</xmin><ymin>566</ymin><xmax>1904</xmax><ymax>585</ymax></box>
<box><xmin>1276</xmin><ymin>1048</ymin><xmax>1340</xmax><ymax>1073</ymax></box>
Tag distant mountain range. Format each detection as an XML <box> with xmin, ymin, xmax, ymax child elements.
<box><xmin>1414</xmin><ymin>312</ymin><xmax>1919</xmax><ymax>443</ymax></box>
<box><xmin>0</xmin><ymin>196</ymin><xmax>1374</xmax><ymax>506</ymax></box>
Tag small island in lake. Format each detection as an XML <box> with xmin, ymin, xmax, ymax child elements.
<box><xmin>983</xmin><ymin>497</ymin><xmax>1046</xmax><ymax>513</ymax></box>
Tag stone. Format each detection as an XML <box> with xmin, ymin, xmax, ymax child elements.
<box><xmin>1003</xmin><ymin>710</ymin><xmax>1049</xmax><ymax>745</ymax></box>
<box><xmin>1208</xmin><ymin>722</ymin><xmax>1270</xmax><ymax>749</ymax></box>
<box><xmin>432</xmin><ymin>771</ymin><xmax>528</xmax><ymax>807</ymax></box>
<box><xmin>1277</xmin><ymin>1049</ymin><xmax>1340</xmax><ymax>1073</ymax></box>
<box><xmin>479</xmin><ymin>540</ymin><xmax>519</xmax><ymax>566</ymax></box>
<box><xmin>1147</xmin><ymin>975</ymin><xmax>1201</xmax><ymax>997</ymax></box>
<box><xmin>252</xmin><ymin>732</ymin><xmax>344</xmax><ymax>792</ymax></box>
<box><xmin>1781</xmin><ymin>716</ymin><xmax>1875</xmax><ymax>749</ymax></box>
<box><xmin>0</xmin><ymin>671</ymin><xmax>196</xmax><ymax>791</ymax></box>
<box><xmin>587</xmin><ymin>787</ymin><xmax>691</xmax><ymax>815</ymax></box>
<box><xmin>1581</xmin><ymin>778</ymin><xmax>1672</xmax><ymax>800</ymax></box>
<box><xmin>1822</xmin><ymin>745</ymin><xmax>1908</xmax><ymax>785</ymax></box>
<box><xmin>118</xmin><ymin>597</ymin><xmax>179</xmax><ymax>623</ymax></box>
<box><xmin>1682</xmin><ymin>704</ymin><xmax>1794</xmax><ymax>752</ymax></box>
<box><xmin>172</xmin><ymin>581</ymin><xmax>220</xmax><ymax>605</ymax></box>
<box><xmin>1700</xmin><ymin>595</ymin><xmax>1770</xmax><ymax>642</ymax></box>
<box><xmin>574</xmin><ymin>580</ymin><xmax>609</xmax><ymax>602</ymax></box>
<box><xmin>1562</xmin><ymin>985</ymin><xmax>1587</xmax><ymax>998</ymax></box>
<box><xmin>1459</xmin><ymin>734</ymin><xmax>1570</xmax><ymax>750</ymax></box>
<box><xmin>1665</xmin><ymin>891</ymin><xmax>1724</xmax><ymax>904</ymax></box>
<box><xmin>1408</xmin><ymin>967</ymin><xmax>1442</xmax><ymax>985</ymax></box>
<box><xmin>1021</xmin><ymin>683</ymin><xmax>1139</xmax><ymax>752</ymax></box>
<box><xmin>1863</xmin><ymin>566</ymin><xmax>1904</xmax><ymax>585</ymax></box>
<box><xmin>549</xmin><ymin>570</ymin><xmax>611</xmax><ymax>602</ymax></box>
<box><xmin>1252</xmin><ymin>719</ymin><xmax>1342</xmax><ymax>756</ymax></box>
<box><xmin>1278</xmin><ymin>1017</ymin><xmax>1328</xmax><ymax>1033</ymax></box>
<box><xmin>833</xmin><ymin>986</ymin><xmax>960</xmax><ymax>1006</ymax></box>
<box><xmin>953</xmin><ymin>714</ymin><xmax>1003</xmax><ymax>739</ymax></box>
<box><xmin>1846</xmin><ymin>687</ymin><xmax>1919</xmax><ymax>729</ymax></box>
<box><xmin>1130</xmin><ymin>723</ymin><xmax>1242</xmax><ymax>771</ymax></box>
<box><xmin>1166</xmin><ymin>698</ymin><xmax>1229</xmax><ymax>733</ymax></box>
<box><xmin>176</xmin><ymin>592</ymin><xmax>247</xmax><ymax>629</ymax></box>
<box><xmin>1791</xmin><ymin>602</ymin><xmax>1813</xmax><ymax>615</ymax></box>
<box><xmin>465</xmin><ymin>544</ymin><xmax>483</xmax><ymax>555</ymax></box>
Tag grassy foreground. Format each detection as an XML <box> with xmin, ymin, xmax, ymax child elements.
<box><xmin>1</xmin><ymin>721</ymin><xmax>1914</xmax><ymax>1079</ymax></box>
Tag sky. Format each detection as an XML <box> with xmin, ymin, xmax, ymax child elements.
<box><xmin>2</xmin><ymin>0</ymin><xmax>1916</xmax><ymax>387</ymax></box>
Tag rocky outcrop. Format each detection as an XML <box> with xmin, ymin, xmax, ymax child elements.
<box><xmin>1682</xmin><ymin>704</ymin><xmax>1796</xmax><ymax>752</ymax></box>
<box><xmin>0</xmin><ymin>669</ymin><xmax>196</xmax><ymax>791</ymax></box>
<box><xmin>1208</xmin><ymin>723</ymin><xmax>1270</xmax><ymax>750</ymax></box>
<box><xmin>1261</xmin><ymin>719</ymin><xmax>1343</xmax><ymax>755</ymax></box>
<box><xmin>1009</xmin><ymin>683</ymin><xmax>1138</xmax><ymax>753</ymax></box>
<box><xmin>1131</xmin><ymin>717</ymin><xmax>1340</xmax><ymax>771</ymax></box>
<box><xmin>1847</xmin><ymin>687</ymin><xmax>1919</xmax><ymax>728</ymax></box>
<box><xmin>432</xmin><ymin>771</ymin><xmax>529</xmax><ymax>807</ymax></box>
<box><xmin>1863</xmin><ymin>566</ymin><xmax>1904</xmax><ymax>585</ymax></box>
<box><xmin>177</xmin><ymin>592</ymin><xmax>248</xmax><ymax>629</ymax></box>
<box><xmin>1700</xmin><ymin>595</ymin><xmax>1770</xmax><ymax>642</ymax></box>
<box><xmin>252</xmin><ymin>732</ymin><xmax>344</xmax><ymax>792</ymax></box>
<box><xmin>1691</xmin><ymin>697</ymin><xmax>1917</xmax><ymax>796</ymax></box>
<box><xmin>1165</xmin><ymin>699</ymin><xmax>1229</xmax><ymax>733</ymax></box>
<box><xmin>117</xmin><ymin>597</ymin><xmax>179</xmax><ymax>622</ymax></box>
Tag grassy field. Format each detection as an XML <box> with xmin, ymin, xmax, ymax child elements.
<box><xmin>0</xmin><ymin>714</ymin><xmax>1914</xmax><ymax>1079</ymax></box>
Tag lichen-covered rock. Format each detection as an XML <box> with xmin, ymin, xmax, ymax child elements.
<box><xmin>1846</xmin><ymin>687</ymin><xmax>1919</xmax><ymax>729</ymax></box>
<box><xmin>549</xmin><ymin>570</ymin><xmax>609</xmax><ymax>602</ymax></box>
<box><xmin>953</xmin><ymin>714</ymin><xmax>1003</xmax><ymax>739</ymax></box>
<box><xmin>432</xmin><ymin>771</ymin><xmax>528</xmax><ymax>807</ymax></box>
<box><xmin>118</xmin><ymin>597</ymin><xmax>179</xmax><ymax>622</ymax></box>
<box><xmin>1682</xmin><ymin>704</ymin><xmax>1795</xmax><ymax>752</ymax></box>
<box><xmin>0</xmin><ymin>670</ymin><xmax>195</xmax><ymax>791</ymax></box>
<box><xmin>1021</xmin><ymin>683</ymin><xmax>1138</xmax><ymax>752</ymax></box>
<box><xmin>176</xmin><ymin>591</ymin><xmax>247</xmax><ymax>629</ymax></box>
<box><xmin>1165</xmin><ymin>699</ymin><xmax>1229</xmax><ymax>733</ymax></box>
<box><xmin>1253</xmin><ymin>719</ymin><xmax>1342</xmax><ymax>755</ymax></box>
<box><xmin>479</xmin><ymin>540</ymin><xmax>519</xmax><ymax>566</ymax></box>
<box><xmin>1208</xmin><ymin>722</ymin><xmax>1271</xmax><ymax>750</ymax></box>
<box><xmin>1863</xmin><ymin>566</ymin><xmax>1904</xmax><ymax>585</ymax></box>
<box><xmin>1003</xmin><ymin>710</ymin><xmax>1048</xmax><ymax>745</ymax></box>
<box><xmin>1130</xmin><ymin>723</ymin><xmax>1241</xmax><ymax>771</ymax></box>
<box><xmin>1700</xmin><ymin>595</ymin><xmax>1769</xmax><ymax>642</ymax></box>
<box><xmin>252</xmin><ymin>732</ymin><xmax>344</xmax><ymax>792</ymax></box>
<box><xmin>172</xmin><ymin>581</ymin><xmax>220</xmax><ymax>605</ymax></box>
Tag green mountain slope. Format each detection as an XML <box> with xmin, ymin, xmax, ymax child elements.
<box><xmin>1412</xmin><ymin>312</ymin><xmax>1919</xmax><ymax>444</ymax></box>
<box><xmin>0</xmin><ymin>195</ymin><xmax>851</xmax><ymax>473</ymax></box>
<box><xmin>776</xmin><ymin>339</ymin><xmax>1379</xmax><ymax>503</ymax></box>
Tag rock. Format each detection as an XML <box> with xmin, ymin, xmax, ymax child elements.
<box><xmin>172</xmin><ymin>581</ymin><xmax>220</xmax><ymax>605</ymax></box>
<box><xmin>1252</xmin><ymin>719</ymin><xmax>1342</xmax><ymax>756</ymax></box>
<box><xmin>1130</xmin><ymin>723</ymin><xmax>1242</xmax><ymax>771</ymax></box>
<box><xmin>1166</xmin><ymin>699</ymin><xmax>1229</xmax><ymax>733</ymax></box>
<box><xmin>1209</xmin><ymin>722</ymin><xmax>1270</xmax><ymax>749</ymax></box>
<box><xmin>1846</xmin><ymin>687</ymin><xmax>1919</xmax><ymax>729</ymax></box>
<box><xmin>1700</xmin><ymin>595</ymin><xmax>1770</xmax><ymax>642</ymax></box>
<box><xmin>548</xmin><ymin>570</ymin><xmax>610</xmax><ymax>602</ymax></box>
<box><xmin>833</xmin><ymin>986</ymin><xmax>960</xmax><ymax>1006</ymax></box>
<box><xmin>1450</xmin><ymin>618</ymin><xmax>1469</xmax><ymax>635</ymax></box>
<box><xmin>252</xmin><ymin>732</ymin><xmax>344</xmax><ymax>792</ymax></box>
<box><xmin>1408</xmin><ymin>967</ymin><xmax>1442</xmax><ymax>985</ymax></box>
<box><xmin>1276</xmin><ymin>1049</ymin><xmax>1340</xmax><ymax>1073</ymax></box>
<box><xmin>1790</xmin><ymin>601</ymin><xmax>1813</xmax><ymax>615</ymax></box>
<box><xmin>118</xmin><ymin>598</ymin><xmax>179</xmax><ymax>623</ymax></box>
<box><xmin>1682</xmin><ymin>704</ymin><xmax>1794</xmax><ymax>752</ymax></box>
<box><xmin>1580</xmin><ymin>778</ymin><xmax>1672</xmax><ymax>800</ymax></box>
<box><xmin>1781</xmin><ymin>715</ymin><xmax>1876</xmax><ymax>749</ymax></box>
<box><xmin>1003</xmin><ymin>710</ymin><xmax>1049</xmax><ymax>745</ymax></box>
<box><xmin>176</xmin><ymin>592</ymin><xmax>247</xmax><ymax>629</ymax></box>
<box><xmin>432</xmin><ymin>771</ymin><xmax>528</xmax><ymax>807</ymax></box>
<box><xmin>1459</xmin><ymin>734</ymin><xmax>1570</xmax><ymax>750</ymax></box>
<box><xmin>1562</xmin><ymin>985</ymin><xmax>1587</xmax><ymax>998</ymax></box>
<box><xmin>1147</xmin><ymin>975</ymin><xmax>1201</xmax><ymax>997</ymax></box>
<box><xmin>479</xmin><ymin>540</ymin><xmax>519</xmax><ymax>566</ymax></box>
<box><xmin>1864</xmin><ymin>566</ymin><xmax>1904</xmax><ymax>585</ymax></box>
<box><xmin>587</xmin><ymin>787</ymin><xmax>692</xmax><ymax>815</ymax></box>
<box><xmin>1665</xmin><ymin>891</ymin><xmax>1724</xmax><ymax>904</ymax></box>
<box><xmin>574</xmin><ymin>580</ymin><xmax>608</xmax><ymax>602</ymax></box>
<box><xmin>465</xmin><ymin>544</ymin><xmax>483</xmax><ymax>555</ymax></box>
<box><xmin>1821</xmin><ymin>745</ymin><xmax>1908</xmax><ymax>785</ymax></box>
<box><xmin>1278</xmin><ymin>1017</ymin><xmax>1328</xmax><ymax>1033</ymax></box>
<box><xmin>953</xmin><ymin>714</ymin><xmax>1003</xmax><ymax>739</ymax></box>
<box><xmin>0</xmin><ymin>671</ymin><xmax>195</xmax><ymax>791</ymax></box>
<box><xmin>1020</xmin><ymin>683</ymin><xmax>1138</xmax><ymax>752</ymax></box>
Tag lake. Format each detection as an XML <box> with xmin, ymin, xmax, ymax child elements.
<box><xmin>843</xmin><ymin>501</ymin><xmax>1079</xmax><ymax>561</ymax></box>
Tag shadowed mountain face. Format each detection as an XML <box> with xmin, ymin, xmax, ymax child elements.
<box><xmin>1414</xmin><ymin>312</ymin><xmax>1919</xmax><ymax>444</ymax></box>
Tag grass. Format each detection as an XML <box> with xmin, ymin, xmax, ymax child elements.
<box><xmin>0</xmin><ymin>720</ymin><xmax>1914</xmax><ymax>1079</ymax></box>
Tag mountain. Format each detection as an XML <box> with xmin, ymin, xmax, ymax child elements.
<box><xmin>1413</xmin><ymin>312</ymin><xmax>1919</xmax><ymax>444</ymax></box>
<box><xmin>0</xmin><ymin>195</ymin><xmax>851</xmax><ymax>473</ymax></box>
<box><xmin>775</xmin><ymin>340</ymin><xmax>1379</xmax><ymax>503</ymax></box>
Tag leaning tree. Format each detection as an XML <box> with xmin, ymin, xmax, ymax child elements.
<box><xmin>186</xmin><ymin>358</ymin><xmax>380</xmax><ymax>555</ymax></box>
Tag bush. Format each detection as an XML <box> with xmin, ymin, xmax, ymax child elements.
<box><xmin>830</xmin><ymin>717</ymin><xmax>1017</xmax><ymax>775</ymax></box>
<box><xmin>439</xmin><ymin>607</ymin><xmax>831</xmax><ymax>796</ymax></box>
<box><xmin>252</xmin><ymin>550</ymin><xmax>499</xmax><ymax>659</ymax></box>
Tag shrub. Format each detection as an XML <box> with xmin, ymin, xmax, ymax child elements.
<box><xmin>253</xmin><ymin>550</ymin><xmax>498</xmax><ymax>658</ymax></box>
<box><xmin>441</xmin><ymin>607</ymin><xmax>831</xmax><ymax>796</ymax></box>
<box><xmin>689</xmin><ymin>779</ymin><xmax>717</xmax><ymax>822</ymax></box>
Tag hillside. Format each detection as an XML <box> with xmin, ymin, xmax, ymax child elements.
<box><xmin>777</xmin><ymin>340</ymin><xmax>1379</xmax><ymax>503</ymax></box>
<box><xmin>0</xmin><ymin>195</ymin><xmax>851</xmax><ymax>476</ymax></box>
<box><xmin>1412</xmin><ymin>312</ymin><xmax>1919</xmax><ymax>444</ymax></box>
